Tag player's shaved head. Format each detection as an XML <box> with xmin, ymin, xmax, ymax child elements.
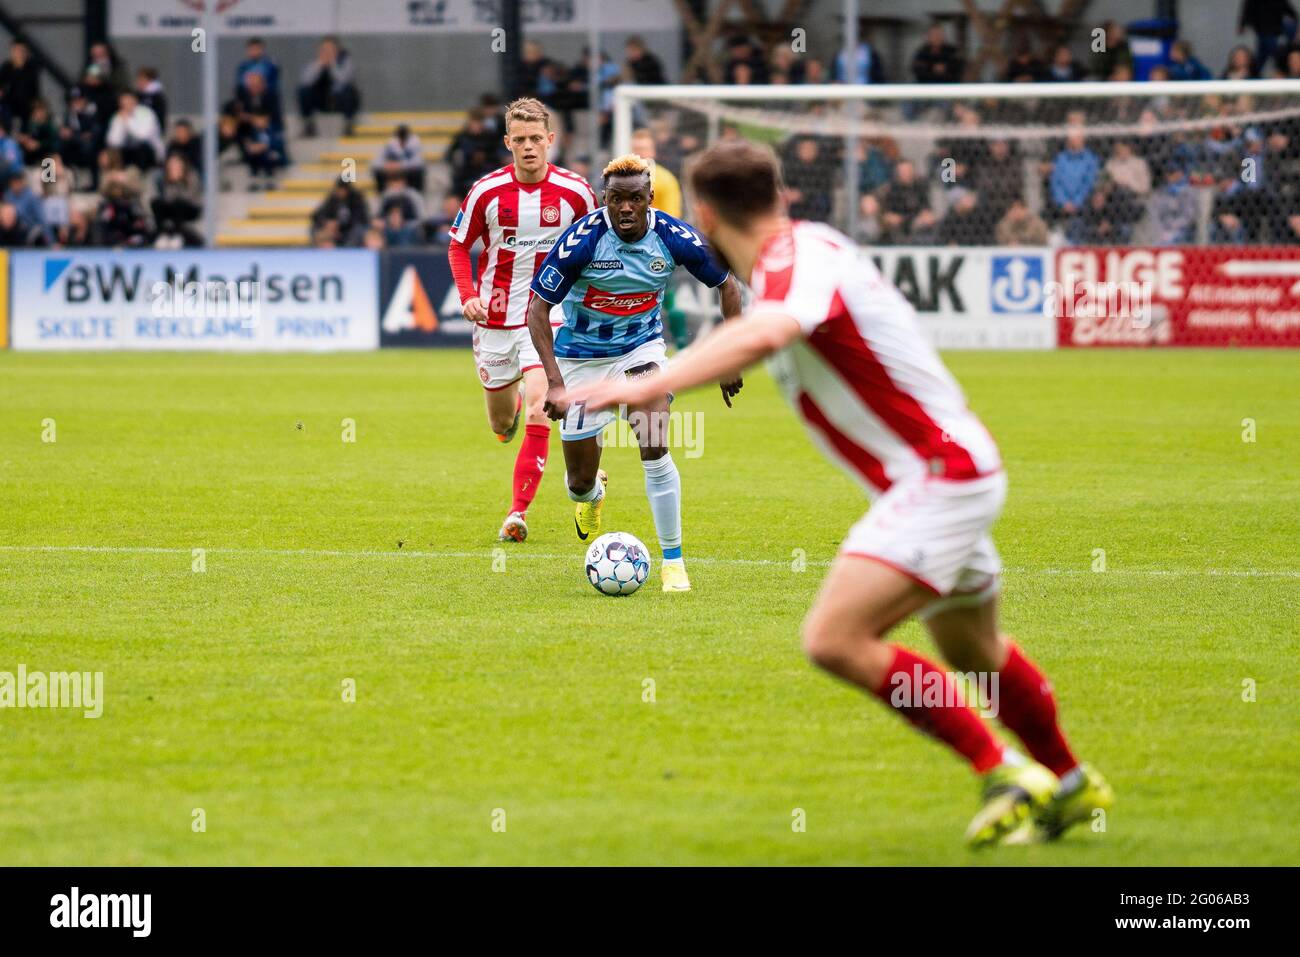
<box><xmin>687</xmin><ymin>141</ymin><xmax>782</xmax><ymax>228</ymax></box>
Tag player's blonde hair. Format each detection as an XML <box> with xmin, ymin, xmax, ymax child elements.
<box><xmin>602</xmin><ymin>153</ymin><xmax>652</xmax><ymax>179</ymax></box>
<box><xmin>504</xmin><ymin>97</ymin><xmax>551</xmax><ymax>131</ymax></box>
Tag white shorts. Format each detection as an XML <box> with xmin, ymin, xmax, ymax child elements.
<box><xmin>556</xmin><ymin>338</ymin><xmax>668</xmax><ymax>441</ymax></box>
<box><xmin>841</xmin><ymin>470</ymin><xmax>1007</xmax><ymax>616</ymax></box>
<box><xmin>472</xmin><ymin>324</ymin><xmax>544</xmax><ymax>392</ymax></box>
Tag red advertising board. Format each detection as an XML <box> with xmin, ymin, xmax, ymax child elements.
<box><xmin>1054</xmin><ymin>248</ymin><xmax>1300</xmax><ymax>347</ymax></box>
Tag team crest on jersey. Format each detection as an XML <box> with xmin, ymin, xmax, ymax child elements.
<box><xmin>649</xmin><ymin>257</ymin><xmax>668</xmax><ymax>274</ymax></box>
<box><xmin>541</xmin><ymin>205</ymin><xmax>559</xmax><ymax>224</ymax></box>
<box><xmin>538</xmin><ymin>265</ymin><xmax>564</xmax><ymax>292</ymax></box>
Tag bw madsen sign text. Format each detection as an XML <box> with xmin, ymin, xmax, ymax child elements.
<box><xmin>10</xmin><ymin>250</ymin><xmax>378</xmax><ymax>351</ymax></box>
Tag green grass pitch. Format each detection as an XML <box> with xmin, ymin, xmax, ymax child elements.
<box><xmin>1</xmin><ymin>348</ymin><xmax>1296</xmax><ymax>865</ymax></box>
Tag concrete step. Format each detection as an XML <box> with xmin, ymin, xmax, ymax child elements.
<box><xmin>319</xmin><ymin>147</ymin><xmax>446</xmax><ymax>163</ymax></box>
<box><xmin>215</xmin><ymin>232</ymin><xmax>309</xmax><ymax>247</ymax></box>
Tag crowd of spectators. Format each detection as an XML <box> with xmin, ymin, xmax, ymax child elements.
<box><xmin>0</xmin><ymin>40</ymin><xmax>206</xmax><ymax>248</ymax></box>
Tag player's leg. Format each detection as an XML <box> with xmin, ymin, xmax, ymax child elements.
<box><xmin>483</xmin><ymin>380</ymin><xmax>522</xmax><ymax>439</ymax></box>
<box><xmin>627</xmin><ymin>391</ymin><xmax>687</xmax><ymax>592</ymax></box>
<box><xmin>923</xmin><ymin>588</ymin><xmax>1114</xmax><ymax>840</ymax></box>
<box><xmin>475</xmin><ymin>326</ymin><xmax>523</xmax><ymax>443</ymax></box>
<box><xmin>557</xmin><ymin>355</ymin><xmax>612</xmax><ymax>540</ymax></box>
<box><xmin>499</xmin><ymin>355</ymin><xmax>554</xmax><ymax>543</ymax></box>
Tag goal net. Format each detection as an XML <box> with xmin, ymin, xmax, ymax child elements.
<box><xmin>614</xmin><ymin>80</ymin><xmax>1300</xmax><ymax>347</ymax></box>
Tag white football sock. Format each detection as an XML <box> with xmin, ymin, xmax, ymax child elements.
<box><xmin>568</xmin><ymin>476</ymin><xmax>604</xmax><ymax>503</ymax></box>
<box><xmin>642</xmin><ymin>453</ymin><xmax>682</xmax><ymax>560</ymax></box>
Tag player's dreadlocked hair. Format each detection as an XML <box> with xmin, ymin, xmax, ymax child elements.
<box><xmin>504</xmin><ymin>97</ymin><xmax>551</xmax><ymax>131</ymax></box>
<box><xmin>602</xmin><ymin>153</ymin><xmax>653</xmax><ymax>182</ymax></box>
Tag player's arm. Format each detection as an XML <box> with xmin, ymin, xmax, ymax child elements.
<box><xmin>447</xmin><ymin>191</ymin><xmax>488</xmax><ymax>322</ymax></box>
<box><xmin>714</xmin><ymin>273</ymin><xmax>745</xmax><ymax>406</ymax></box>
<box><xmin>526</xmin><ymin>293</ymin><xmax>569</xmax><ymax>420</ymax></box>
<box><xmin>566</xmin><ymin>308</ymin><xmax>803</xmax><ymax>412</ymax></box>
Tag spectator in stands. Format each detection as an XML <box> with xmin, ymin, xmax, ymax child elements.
<box><xmin>96</xmin><ymin>148</ymin><xmax>144</xmax><ymax>202</ymax></box>
<box><xmin>1105</xmin><ymin>140</ymin><xmax>1152</xmax><ymax>198</ymax></box>
<box><xmin>802</xmin><ymin>59</ymin><xmax>828</xmax><ymax>84</ymax></box>
<box><xmin>428</xmin><ymin>194</ymin><xmax>461</xmax><ymax>244</ymax></box>
<box><xmin>447</xmin><ymin>108</ymin><xmax>505</xmax><ymax>197</ymax></box>
<box><xmin>970</xmin><ymin>137</ymin><xmax>1023</xmax><ymax>224</ymax></box>
<box><xmin>941</xmin><ymin>189</ymin><xmax>992</xmax><ymax>245</ymax></box>
<box><xmin>876</xmin><ymin>160</ymin><xmax>936</xmax><ymax>244</ymax></box>
<box><xmin>1238</xmin><ymin>0</ymin><xmax>1298</xmax><ymax>73</ymax></box>
<box><xmin>58</xmin><ymin>86</ymin><xmax>103</xmax><ymax>180</ymax></box>
<box><xmin>624</xmin><ymin>36</ymin><xmax>666</xmax><ymax>85</ymax></box>
<box><xmin>105</xmin><ymin>90</ymin><xmax>163</xmax><ymax>171</ymax></box>
<box><xmin>80</xmin><ymin>64</ymin><xmax>118</xmax><ymax>123</ymax></box>
<box><xmin>1050</xmin><ymin>130</ymin><xmax>1101</xmax><ymax>242</ymax></box>
<box><xmin>235</xmin><ymin>38</ymin><xmax>281</xmax><ymax>100</ymax></box>
<box><xmin>770</xmin><ymin>44</ymin><xmax>806</xmax><ymax>84</ymax></box>
<box><xmin>1283</xmin><ymin>46</ymin><xmax>1300</xmax><ymax>76</ymax></box>
<box><xmin>134</xmin><ymin>67</ymin><xmax>167</xmax><ymax>129</ymax></box>
<box><xmin>86</xmin><ymin>42</ymin><xmax>129</xmax><ymax>94</ymax></box>
<box><xmin>375</xmin><ymin>124</ymin><xmax>425</xmax><ymax>193</ymax></box>
<box><xmin>1214</xmin><ymin>127</ymin><xmax>1281</xmax><ymax>241</ymax></box>
<box><xmin>912</xmin><ymin>23</ymin><xmax>963</xmax><ymax>83</ymax></box>
<box><xmin>1148</xmin><ymin>165</ymin><xmax>1198</xmax><ymax>244</ymax></box>
<box><xmin>1168</xmin><ymin>40</ymin><xmax>1213</xmax><ymax>80</ymax></box>
<box><xmin>1222</xmin><ymin>45</ymin><xmax>1261</xmax><ymax>79</ymax></box>
<box><xmin>1082</xmin><ymin>179</ymin><xmax>1142</xmax><ymax>244</ymax></box>
<box><xmin>1003</xmin><ymin>44</ymin><xmax>1046</xmax><ymax>83</ymax></box>
<box><xmin>5</xmin><ymin>171</ymin><xmax>48</xmax><ymax>242</ymax></box>
<box><xmin>239</xmin><ymin>108</ymin><xmax>287</xmax><ymax>189</ymax></box>
<box><xmin>311</xmin><ymin>177</ymin><xmax>370</xmax><ymax>247</ymax></box>
<box><xmin>782</xmin><ymin>137</ymin><xmax>832</xmax><ymax>222</ymax></box>
<box><xmin>16</xmin><ymin>98</ymin><xmax>58</xmax><ymax>164</ymax></box>
<box><xmin>0</xmin><ymin>41</ymin><xmax>41</xmax><ymax>126</ymax></box>
<box><xmin>298</xmin><ymin>37</ymin><xmax>360</xmax><ymax>137</ymax></box>
<box><xmin>517</xmin><ymin>40</ymin><xmax>558</xmax><ymax>100</ymax></box>
<box><xmin>857</xmin><ymin>136</ymin><xmax>898</xmax><ymax>196</ymax></box>
<box><xmin>0</xmin><ymin>117</ymin><xmax>23</xmax><ymax>182</ymax></box>
<box><xmin>362</xmin><ymin>226</ymin><xmax>386</xmax><ymax>250</ymax></box>
<box><xmin>1089</xmin><ymin>21</ymin><xmax>1132</xmax><ymax>80</ymax></box>
<box><xmin>165</xmin><ymin>119</ymin><xmax>203</xmax><ymax>176</ymax></box>
<box><xmin>151</xmin><ymin>154</ymin><xmax>203</xmax><ymax>248</ymax></box>
<box><xmin>381</xmin><ymin>205</ymin><xmax>421</xmax><ymax>247</ymax></box>
<box><xmin>53</xmin><ymin>207</ymin><xmax>93</xmax><ymax>248</ymax></box>
<box><xmin>377</xmin><ymin>170</ymin><xmax>425</xmax><ymax>225</ymax></box>
<box><xmin>833</xmin><ymin>38</ymin><xmax>886</xmax><ymax>84</ymax></box>
<box><xmin>234</xmin><ymin>69</ymin><xmax>283</xmax><ymax>135</ymax></box>
<box><xmin>723</xmin><ymin>36</ymin><xmax>769</xmax><ymax>84</ymax></box>
<box><xmin>1048</xmin><ymin>45</ymin><xmax>1086</xmax><ymax>82</ymax></box>
<box><xmin>39</xmin><ymin>154</ymin><xmax>71</xmax><ymax>231</ymax></box>
<box><xmin>0</xmin><ymin>201</ymin><xmax>37</xmax><ymax>246</ymax></box>
<box><xmin>995</xmin><ymin>199</ymin><xmax>1050</xmax><ymax>245</ymax></box>
<box><xmin>93</xmin><ymin>178</ymin><xmax>150</xmax><ymax>247</ymax></box>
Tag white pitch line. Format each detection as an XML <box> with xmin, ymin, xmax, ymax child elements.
<box><xmin>0</xmin><ymin>545</ymin><xmax>1298</xmax><ymax>578</ymax></box>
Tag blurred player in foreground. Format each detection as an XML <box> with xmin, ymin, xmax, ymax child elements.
<box><xmin>565</xmin><ymin>142</ymin><xmax>1112</xmax><ymax>844</ymax></box>
<box><xmin>448</xmin><ymin>98</ymin><xmax>598</xmax><ymax>542</ymax></box>
<box><xmin>526</xmin><ymin>153</ymin><xmax>743</xmax><ymax>592</ymax></box>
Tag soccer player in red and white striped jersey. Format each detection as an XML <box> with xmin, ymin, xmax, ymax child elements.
<box><xmin>448</xmin><ymin>97</ymin><xmax>598</xmax><ymax>542</ymax></box>
<box><xmin>565</xmin><ymin>142</ymin><xmax>1113</xmax><ymax>847</ymax></box>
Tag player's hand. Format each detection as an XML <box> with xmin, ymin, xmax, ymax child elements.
<box><xmin>564</xmin><ymin>376</ymin><xmax>656</xmax><ymax>414</ymax></box>
<box><xmin>461</xmin><ymin>296</ymin><xmax>488</xmax><ymax>323</ymax></box>
<box><xmin>719</xmin><ymin>377</ymin><xmax>743</xmax><ymax>408</ymax></box>
<box><xmin>543</xmin><ymin>383</ymin><xmax>569</xmax><ymax>420</ymax></box>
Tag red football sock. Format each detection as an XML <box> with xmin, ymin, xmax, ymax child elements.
<box><xmin>510</xmin><ymin>424</ymin><xmax>551</xmax><ymax>515</ymax></box>
<box><xmin>872</xmin><ymin>645</ymin><xmax>1005</xmax><ymax>773</ymax></box>
<box><xmin>995</xmin><ymin>643</ymin><xmax>1078</xmax><ymax>777</ymax></box>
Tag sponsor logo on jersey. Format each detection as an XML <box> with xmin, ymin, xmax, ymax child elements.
<box><xmin>504</xmin><ymin>235</ymin><xmax>558</xmax><ymax>251</ymax></box>
<box><xmin>541</xmin><ymin>205</ymin><xmax>560</xmax><ymax>224</ymax></box>
<box><xmin>590</xmin><ymin>260</ymin><xmax>624</xmax><ymax>270</ymax></box>
<box><xmin>538</xmin><ymin>265</ymin><xmax>564</xmax><ymax>292</ymax></box>
<box><xmin>649</xmin><ymin>257</ymin><xmax>668</xmax><ymax>274</ymax></box>
<box><xmin>582</xmin><ymin>286</ymin><xmax>658</xmax><ymax>315</ymax></box>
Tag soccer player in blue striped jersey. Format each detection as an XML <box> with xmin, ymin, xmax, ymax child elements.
<box><xmin>526</xmin><ymin>153</ymin><xmax>744</xmax><ymax>592</ymax></box>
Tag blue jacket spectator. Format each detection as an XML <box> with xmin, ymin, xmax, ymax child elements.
<box><xmin>834</xmin><ymin>41</ymin><xmax>887</xmax><ymax>84</ymax></box>
<box><xmin>1051</xmin><ymin>133</ymin><xmax>1101</xmax><ymax>211</ymax></box>
<box><xmin>235</xmin><ymin>38</ymin><xmax>281</xmax><ymax>97</ymax></box>
<box><xmin>0</xmin><ymin>122</ymin><xmax>23</xmax><ymax>181</ymax></box>
<box><xmin>1168</xmin><ymin>41</ymin><xmax>1213</xmax><ymax>80</ymax></box>
<box><xmin>5</xmin><ymin>171</ymin><xmax>49</xmax><ymax>242</ymax></box>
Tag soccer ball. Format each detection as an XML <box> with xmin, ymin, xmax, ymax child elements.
<box><xmin>585</xmin><ymin>532</ymin><xmax>651</xmax><ymax>596</ymax></box>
